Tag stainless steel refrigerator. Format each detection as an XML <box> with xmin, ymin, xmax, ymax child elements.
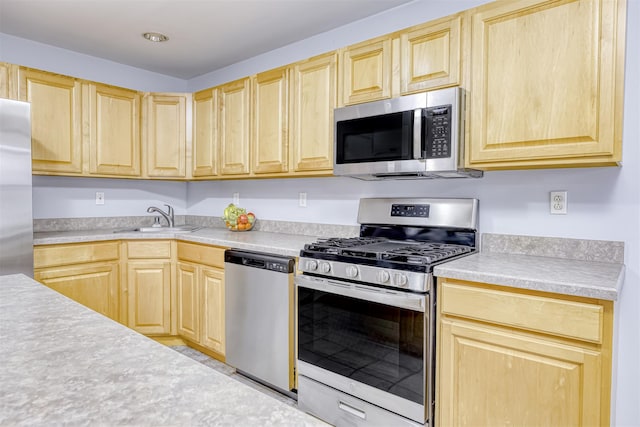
<box><xmin>0</xmin><ymin>98</ymin><xmax>33</xmax><ymax>277</ymax></box>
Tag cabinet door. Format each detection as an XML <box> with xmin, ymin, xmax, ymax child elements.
<box><xmin>192</xmin><ymin>88</ymin><xmax>218</xmax><ymax>177</ymax></box>
<box><xmin>438</xmin><ymin>318</ymin><xmax>603</xmax><ymax>427</ymax></box>
<box><xmin>0</xmin><ymin>62</ymin><xmax>18</xmax><ymax>99</ymax></box>
<box><xmin>19</xmin><ymin>68</ymin><xmax>83</xmax><ymax>174</ymax></box>
<box><xmin>34</xmin><ymin>262</ymin><xmax>119</xmax><ymax>321</ymax></box>
<box><xmin>467</xmin><ymin>0</ymin><xmax>625</xmax><ymax>169</ymax></box>
<box><xmin>87</xmin><ymin>83</ymin><xmax>141</xmax><ymax>176</ymax></box>
<box><xmin>252</xmin><ymin>67</ymin><xmax>289</xmax><ymax>175</ymax></box>
<box><xmin>340</xmin><ymin>36</ymin><xmax>391</xmax><ymax>105</ymax></box>
<box><xmin>200</xmin><ymin>267</ymin><xmax>225</xmax><ymax>355</ymax></box>
<box><xmin>290</xmin><ymin>52</ymin><xmax>337</xmax><ymax>173</ymax></box>
<box><xmin>126</xmin><ymin>260</ymin><xmax>171</xmax><ymax>335</ymax></box>
<box><xmin>219</xmin><ymin>78</ymin><xmax>251</xmax><ymax>176</ymax></box>
<box><xmin>144</xmin><ymin>93</ymin><xmax>186</xmax><ymax>178</ymax></box>
<box><xmin>400</xmin><ymin>15</ymin><xmax>461</xmax><ymax>94</ymax></box>
<box><xmin>176</xmin><ymin>262</ymin><xmax>199</xmax><ymax>342</ymax></box>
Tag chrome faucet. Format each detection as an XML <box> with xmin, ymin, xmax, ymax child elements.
<box><xmin>147</xmin><ymin>204</ymin><xmax>174</xmax><ymax>228</ymax></box>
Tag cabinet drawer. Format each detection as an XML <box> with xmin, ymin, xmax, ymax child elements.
<box><xmin>34</xmin><ymin>241</ymin><xmax>120</xmax><ymax>268</ymax></box>
<box><xmin>177</xmin><ymin>242</ymin><xmax>226</xmax><ymax>268</ymax></box>
<box><xmin>127</xmin><ymin>240</ymin><xmax>172</xmax><ymax>259</ymax></box>
<box><xmin>439</xmin><ymin>281</ymin><xmax>604</xmax><ymax>344</ymax></box>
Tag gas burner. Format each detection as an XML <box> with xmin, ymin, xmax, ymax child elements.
<box><xmin>302</xmin><ymin>237</ymin><xmax>474</xmax><ymax>269</ymax></box>
<box><xmin>382</xmin><ymin>243</ymin><xmax>472</xmax><ymax>264</ymax></box>
<box><xmin>315</xmin><ymin>237</ymin><xmax>387</xmax><ymax>248</ymax></box>
<box><xmin>305</xmin><ymin>237</ymin><xmax>388</xmax><ymax>255</ymax></box>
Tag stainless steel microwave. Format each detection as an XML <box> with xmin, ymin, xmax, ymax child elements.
<box><xmin>333</xmin><ymin>87</ymin><xmax>482</xmax><ymax>180</ymax></box>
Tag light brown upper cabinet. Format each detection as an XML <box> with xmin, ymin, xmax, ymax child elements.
<box><xmin>86</xmin><ymin>82</ymin><xmax>141</xmax><ymax>176</ymax></box>
<box><xmin>340</xmin><ymin>36</ymin><xmax>392</xmax><ymax>105</ymax></box>
<box><xmin>0</xmin><ymin>62</ymin><xmax>19</xmax><ymax>99</ymax></box>
<box><xmin>399</xmin><ymin>14</ymin><xmax>462</xmax><ymax>94</ymax></box>
<box><xmin>143</xmin><ymin>93</ymin><xmax>187</xmax><ymax>178</ymax></box>
<box><xmin>466</xmin><ymin>0</ymin><xmax>626</xmax><ymax>170</ymax></box>
<box><xmin>192</xmin><ymin>88</ymin><xmax>218</xmax><ymax>178</ymax></box>
<box><xmin>251</xmin><ymin>67</ymin><xmax>289</xmax><ymax>175</ymax></box>
<box><xmin>218</xmin><ymin>77</ymin><xmax>251</xmax><ymax>177</ymax></box>
<box><xmin>290</xmin><ymin>52</ymin><xmax>337</xmax><ymax>174</ymax></box>
<box><xmin>18</xmin><ymin>68</ymin><xmax>83</xmax><ymax>174</ymax></box>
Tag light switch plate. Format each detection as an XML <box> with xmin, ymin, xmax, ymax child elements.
<box><xmin>96</xmin><ymin>192</ymin><xmax>105</xmax><ymax>205</ymax></box>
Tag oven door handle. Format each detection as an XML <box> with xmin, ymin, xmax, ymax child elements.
<box><xmin>295</xmin><ymin>275</ymin><xmax>426</xmax><ymax>312</ymax></box>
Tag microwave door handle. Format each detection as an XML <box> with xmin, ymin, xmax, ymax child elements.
<box><xmin>413</xmin><ymin>109</ymin><xmax>423</xmax><ymax>159</ymax></box>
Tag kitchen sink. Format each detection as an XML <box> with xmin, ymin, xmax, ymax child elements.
<box><xmin>114</xmin><ymin>225</ymin><xmax>201</xmax><ymax>234</ymax></box>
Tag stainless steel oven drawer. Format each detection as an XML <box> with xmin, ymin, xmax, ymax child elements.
<box><xmin>298</xmin><ymin>375</ymin><xmax>424</xmax><ymax>427</ymax></box>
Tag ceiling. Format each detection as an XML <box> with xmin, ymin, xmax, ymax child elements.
<box><xmin>0</xmin><ymin>0</ymin><xmax>414</xmax><ymax>79</ymax></box>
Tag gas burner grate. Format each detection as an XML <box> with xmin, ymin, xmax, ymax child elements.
<box><xmin>381</xmin><ymin>243</ymin><xmax>473</xmax><ymax>265</ymax></box>
<box><xmin>305</xmin><ymin>237</ymin><xmax>388</xmax><ymax>254</ymax></box>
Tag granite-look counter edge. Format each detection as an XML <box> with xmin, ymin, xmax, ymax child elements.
<box><xmin>33</xmin><ymin>227</ymin><xmax>322</xmax><ymax>257</ymax></box>
<box><xmin>0</xmin><ymin>273</ymin><xmax>326</xmax><ymax>426</ymax></box>
<box><xmin>434</xmin><ymin>252</ymin><xmax>625</xmax><ymax>301</ymax></box>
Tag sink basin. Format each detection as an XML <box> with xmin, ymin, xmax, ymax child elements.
<box><xmin>114</xmin><ymin>225</ymin><xmax>201</xmax><ymax>234</ymax></box>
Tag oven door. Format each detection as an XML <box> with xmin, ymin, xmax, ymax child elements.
<box><xmin>295</xmin><ymin>274</ymin><xmax>432</xmax><ymax>424</ymax></box>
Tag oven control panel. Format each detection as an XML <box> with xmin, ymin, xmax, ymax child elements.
<box><xmin>390</xmin><ymin>204</ymin><xmax>430</xmax><ymax>218</ymax></box>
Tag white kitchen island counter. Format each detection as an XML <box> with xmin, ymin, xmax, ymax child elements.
<box><xmin>0</xmin><ymin>274</ymin><xmax>326</xmax><ymax>426</ymax></box>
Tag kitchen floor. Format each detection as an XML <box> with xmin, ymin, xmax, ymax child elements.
<box><xmin>170</xmin><ymin>346</ymin><xmax>297</xmax><ymax>407</ymax></box>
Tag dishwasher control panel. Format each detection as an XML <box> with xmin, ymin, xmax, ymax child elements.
<box><xmin>225</xmin><ymin>249</ymin><xmax>295</xmax><ymax>274</ymax></box>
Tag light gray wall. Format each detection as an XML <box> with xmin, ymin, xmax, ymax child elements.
<box><xmin>3</xmin><ymin>0</ymin><xmax>639</xmax><ymax>424</ymax></box>
<box><xmin>0</xmin><ymin>33</ymin><xmax>187</xmax><ymax>92</ymax></box>
<box><xmin>32</xmin><ymin>176</ymin><xmax>187</xmax><ymax>218</ymax></box>
<box><xmin>187</xmin><ymin>0</ymin><xmax>487</xmax><ymax>91</ymax></box>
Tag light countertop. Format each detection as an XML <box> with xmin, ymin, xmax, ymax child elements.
<box><xmin>34</xmin><ymin>228</ymin><xmax>626</xmax><ymax>301</ymax></box>
<box><xmin>34</xmin><ymin>227</ymin><xmax>321</xmax><ymax>257</ymax></box>
<box><xmin>433</xmin><ymin>252</ymin><xmax>625</xmax><ymax>301</ymax></box>
<box><xmin>0</xmin><ymin>273</ymin><xmax>326</xmax><ymax>426</ymax></box>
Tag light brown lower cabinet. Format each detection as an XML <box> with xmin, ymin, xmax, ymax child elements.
<box><xmin>34</xmin><ymin>241</ymin><xmax>121</xmax><ymax>322</ymax></box>
<box><xmin>436</xmin><ymin>279</ymin><xmax>613</xmax><ymax>427</ymax></box>
<box><xmin>177</xmin><ymin>242</ymin><xmax>226</xmax><ymax>358</ymax></box>
<box><xmin>123</xmin><ymin>240</ymin><xmax>174</xmax><ymax>335</ymax></box>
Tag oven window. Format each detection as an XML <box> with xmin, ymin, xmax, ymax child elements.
<box><xmin>298</xmin><ymin>286</ymin><xmax>424</xmax><ymax>404</ymax></box>
<box><xmin>336</xmin><ymin>111</ymin><xmax>413</xmax><ymax>164</ymax></box>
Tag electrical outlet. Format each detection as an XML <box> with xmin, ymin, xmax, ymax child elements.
<box><xmin>95</xmin><ymin>192</ymin><xmax>105</xmax><ymax>205</ymax></box>
<box><xmin>299</xmin><ymin>192</ymin><xmax>307</xmax><ymax>208</ymax></box>
<box><xmin>233</xmin><ymin>192</ymin><xmax>240</xmax><ymax>205</ymax></box>
<box><xmin>550</xmin><ymin>191</ymin><xmax>567</xmax><ymax>214</ymax></box>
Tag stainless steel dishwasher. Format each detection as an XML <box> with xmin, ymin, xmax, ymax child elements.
<box><xmin>224</xmin><ymin>249</ymin><xmax>296</xmax><ymax>395</ymax></box>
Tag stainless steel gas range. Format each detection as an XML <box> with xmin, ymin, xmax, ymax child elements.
<box><xmin>295</xmin><ymin>198</ymin><xmax>479</xmax><ymax>426</ymax></box>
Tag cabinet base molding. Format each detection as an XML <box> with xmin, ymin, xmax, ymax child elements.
<box><xmin>183</xmin><ymin>339</ymin><xmax>226</xmax><ymax>363</ymax></box>
<box><xmin>151</xmin><ymin>336</ymin><xmax>187</xmax><ymax>347</ymax></box>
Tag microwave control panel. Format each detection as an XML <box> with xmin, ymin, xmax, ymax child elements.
<box><xmin>424</xmin><ymin>105</ymin><xmax>452</xmax><ymax>159</ymax></box>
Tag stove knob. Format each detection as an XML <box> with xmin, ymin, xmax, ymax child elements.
<box><xmin>320</xmin><ymin>262</ymin><xmax>331</xmax><ymax>274</ymax></box>
<box><xmin>346</xmin><ymin>266</ymin><xmax>359</xmax><ymax>278</ymax></box>
<box><xmin>394</xmin><ymin>273</ymin><xmax>408</xmax><ymax>287</ymax></box>
<box><xmin>305</xmin><ymin>260</ymin><xmax>318</xmax><ymax>271</ymax></box>
<box><xmin>377</xmin><ymin>270</ymin><xmax>390</xmax><ymax>284</ymax></box>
